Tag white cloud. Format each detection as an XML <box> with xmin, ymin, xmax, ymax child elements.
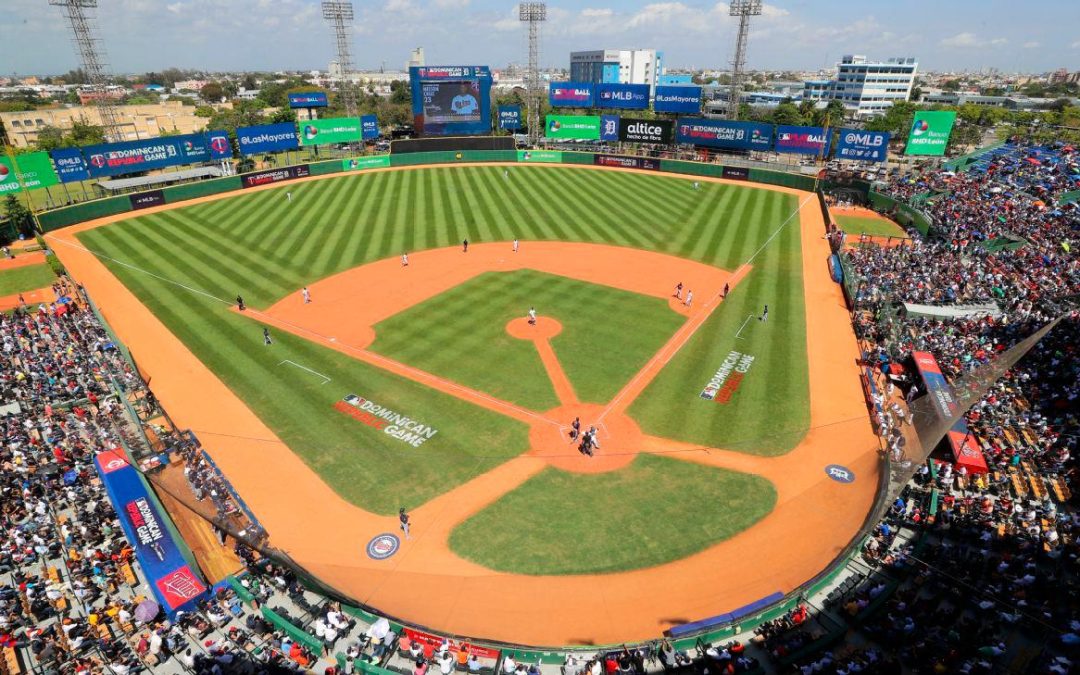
<box><xmin>1071</xmin><ymin>40</ymin><xmax>1080</xmax><ymax>49</ymax></box>
<box><xmin>1023</xmin><ymin>41</ymin><xmax>1040</xmax><ymax>49</ymax></box>
<box><xmin>581</xmin><ymin>8</ymin><xmax>614</xmax><ymax>19</ymax></box>
<box><xmin>433</xmin><ymin>0</ymin><xmax>470</xmax><ymax>7</ymax></box>
<box><xmin>940</xmin><ymin>32</ymin><xmax>1007</xmax><ymax>48</ymax></box>
<box><xmin>384</xmin><ymin>0</ymin><xmax>416</xmax><ymax>13</ymax></box>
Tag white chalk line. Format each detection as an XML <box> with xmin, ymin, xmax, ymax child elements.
<box><xmin>734</xmin><ymin>313</ymin><xmax>754</xmax><ymax>340</ymax></box>
<box><xmin>278</xmin><ymin>359</ymin><xmax>331</xmax><ymax>384</ymax></box>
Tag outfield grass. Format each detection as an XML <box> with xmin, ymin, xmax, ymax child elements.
<box><xmin>371</xmin><ymin>270</ymin><xmax>683</xmax><ymax>410</ymax></box>
<box><xmin>0</xmin><ymin>264</ymin><xmax>56</xmax><ymax>297</ymax></box>
<box><xmin>448</xmin><ymin>453</ymin><xmax>777</xmax><ymax>575</ymax></box>
<box><xmin>834</xmin><ymin>214</ymin><xmax>907</xmax><ymax>239</ymax></box>
<box><xmin>77</xmin><ymin>166</ymin><xmax>809</xmax><ymax>514</ymax></box>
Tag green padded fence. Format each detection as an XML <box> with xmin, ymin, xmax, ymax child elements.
<box><xmin>308</xmin><ymin>159</ymin><xmax>346</xmax><ymax>176</ymax></box>
<box><xmin>389</xmin><ymin>150</ymin><xmax>518</xmax><ymax>167</ymax></box>
<box><xmin>868</xmin><ymin>191</ymin><xmax>934</xmax><ymax>236</ymax></box>
<box><xmin>38</xmin><ymin>195</ymin><xmax>132</xmax><ymax>232</ymax></box>
<box><xmin>557</xmin><ymin>151</ymin><xmax>596</xmax><ymax>166</ymax></box>
<box><xmin>747</xmin><ymin>168</ymin><xmax>817</xmax><ymax>191</ymax></box>
<box><xmin>162</xmin><ymin>176</ymin><xmax>244</xmax><ymax>204</ymax></box>
<box><xmin>659</xmin><ymin>159</ymin><xmax>725</xmax><ymax>178</ymax></box>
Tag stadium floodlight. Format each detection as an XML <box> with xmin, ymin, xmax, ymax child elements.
<box><xmin>322</xmin><ymin>1</ymin><xmax>358</xmax><ymax>119</ymax></box>
<box><xmin>727</xmin><ymin>0</ymin><xmax>763</xmax><ymax>121</ymax></box>
<box><xmin>48</xmin><ymin>0</ymin><xmax>123</xmax><ymax>142</ymax></box>
<box><xmin>519</xmin><ymin>3</ymin><xmax>547</xmax><ymax>145</ymax></box>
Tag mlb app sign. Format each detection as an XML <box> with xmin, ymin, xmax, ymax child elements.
<box><xmin>905</xmin><ymin>111</ymin><xmax>956</xmax><ymax>156</ymax></box>
<box><xmin>835</xmin><ymin>129</ymin><xmax>890</xmax><ymax>162</ymax></box>
<box><xmin>597</xmin><ymin>83</ymin><xmax>650</xmax><ymax>110</ymax></box>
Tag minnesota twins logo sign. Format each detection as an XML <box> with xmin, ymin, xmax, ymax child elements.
<box><xmin>366</xmin><ymin>533</ymin><xmax>401</xmax><ymax>560</ymax></box>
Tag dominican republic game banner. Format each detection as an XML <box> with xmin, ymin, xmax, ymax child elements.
<box><xmin>241</xmin><ymin>164</ymin><xmax>311</xmax><ymax>188</ymax></box>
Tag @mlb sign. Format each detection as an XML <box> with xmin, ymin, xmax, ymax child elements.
<box><xmin>825</xmin><ymin>464</ymin><xmax>855</xmax><ymax>484</ymax></box>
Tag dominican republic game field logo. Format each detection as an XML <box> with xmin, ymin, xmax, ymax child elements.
<box><xmin>336</xmin><ymin>394</ymin><xmax>439</xmax><ymax>447</ymax></box>
<box><xmin>700</xmin><ymin>351</ymin><xmax>755</xmax><ymax>403</ymax></box>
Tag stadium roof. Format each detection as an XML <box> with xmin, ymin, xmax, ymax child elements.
<box><xmin>97</xmin><ymin>167</ymin><xmax>224</xmax><ymax>192</ymax></box>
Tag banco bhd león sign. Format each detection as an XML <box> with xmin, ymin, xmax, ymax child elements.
<box><xmin>336</xmin><ymin>394</ymin><xmax>439</xmax><ymax>447</ymax></box>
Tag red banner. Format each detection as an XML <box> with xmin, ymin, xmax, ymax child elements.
<box><xmin>402</xmin><ymin>628</ymin><xmax>501</xmax><ymax>660</ymax></box>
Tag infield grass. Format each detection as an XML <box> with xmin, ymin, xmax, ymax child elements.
<box><xmin>448</xmin><ymin>453</ymin><xmax>777</xmax><ymax>575</ymax></box>
<box><xmin>0</xmin><ymin>264</ymin><xmax>56</xmax><ymax>297</ymax></box>
<box><xmin>834</xmin><ymin>214</ymin><xmax>907</xmax><ymax>239</ymax></box>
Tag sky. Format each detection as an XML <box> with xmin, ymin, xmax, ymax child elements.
<box><xmin>3</xmin><ymin>0</ymin><xmax>1078</xmax><ymax>77</ymax></box>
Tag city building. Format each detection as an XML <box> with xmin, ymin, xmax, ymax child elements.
<box><xmin>802</xmin><ymin>80</ymin><xmax>833</xmax><ymax>101</ymax></box>
<box><xmin>806</xmin><ymin>56</ymin><xmax>917</xmax><ymax>118</ymax></box>
<box><xmin>658</xmin><ymin>73</ymin><xmax>693</xmax><ymax>86</ymax></box>
<box><xmin>0</xmin><ymin>101</ymin><xmax>209</xmax><ymax>148</ymax></box>
<box><xmin>569</xmin><ymin>49</ymin><xmax>664</xmax><ymax>94</ymax></box>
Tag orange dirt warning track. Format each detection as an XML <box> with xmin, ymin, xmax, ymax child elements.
<box><xmin>48</xmin><ymin>164</ymin><xmax>880</xmax><ymax>646</ymax></box>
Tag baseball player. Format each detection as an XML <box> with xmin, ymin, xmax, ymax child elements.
<box><xmin>402</xmin><ymin>252</ymin><xmax>409</xmax><ymax>267</ymax></box>
<box><xmin>399</xmin><ymin>508</ymin><xmax>411</xmax><ymax>540</ymax></box>
<box><xmin>513</xmin><ymin>238</ymin><xmax>519</xmax><ymax>253</ymax></box>
<box><xmin>263</xmin><ymin>328</ymin><xmax>273</xmax><ymax>346</ymax></box>
<box><xmin>760</xmin><ymin>304</ymin><xmax>769</xmax><ymax>322</ymax></box>
<box><xmin>684</xmin><ymin>290</ymin><xmax>693</xmax><ymax>308</ymax></box>
<box><xmin>302</xmin><ymin>287</ymin><xmax>311</xmax><ymax>304</ymax></box>
<box><xmin>527</xmin><ymin>307</ymin><xmax>537</xmax><ymax>325</ymax></box>
<box><xmin>286</xmin><ymin>191</ymin><xmax>292</xmax><ymax>203</ymax></box>
<box><xmin>673</xmin><ymin>282</ymin><xmax>683</xmax><ymax>299</ymax></box>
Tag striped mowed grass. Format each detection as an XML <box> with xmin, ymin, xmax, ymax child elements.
<box><xmin>77</xmin><ymin>166</ymin><xmax>809</xmax><ymax>514</ymax></box>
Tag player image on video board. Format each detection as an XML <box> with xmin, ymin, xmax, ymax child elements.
<box><xmin>422</xmin><ymin>80</ymin><xmax>482</xmax><ymax>124</ymax></box>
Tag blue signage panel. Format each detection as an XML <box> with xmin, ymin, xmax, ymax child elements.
<box><xmin>675</xmin><ymin>118</ymin><xmax>773</xmax><ymax>150</ymax></box>
<box><xmin>82</xmin><ymin>133</ymin><xmax>216</xmax><ymax>178</ymax></box>
<box><xmin>597</xmin><ymin>83</ymin><xmax>650</xmax><ymax>110</ymax></box>
<box><xmin>288</xmin><ymin>92</ymin><xmax>328</xmax><ymax>108</ymax></box>
<box><xmin>600</xmin><ymin>115</ymin><xmax>620</xmax><ymax>142</ymax></box>
<box><xmin>549</xmin><ymin>82</ymin><xmax>596</xmax><ymax>108</ymax></box>
<box><xmin>50</xmin><ymin>147</ymin><xmax>90</xmax><ymax>183</ymax></box>
<box><xmin>654</xmin><ymin>85</ymin><xmax>702</xmax><ymax>114</ymax></box>
<box><xmin>361</xmin><ymin>115</ymin><xmax>380</xmax><ymax>140</ymax></box>
<box><xmin>834</xmin><ymin>128</ymin><xmax>890</xmax><ymax>162</ymax></box>
<box><xmin>775</xmin><ymin>125</ymin><xmax>832</xmax><ymax>155</ymax></box>
<box><xmin>498</xmin><ymin>105</ymin><xmax>522</xmax><ymax>130</ymax></box>
<box><xmin>206</xmin><ymin>130</ymin><xmax>233</xmax><ymax>159</ymax></box>
<box><xmin>409</xmin><ymin>66</ymin><xmax>493</xmax><ymax>137</ymax></box>
<box><xmin>236</xmin><ymin>122</ymin><xmax>300</xmax><ymax>155</ymax></box>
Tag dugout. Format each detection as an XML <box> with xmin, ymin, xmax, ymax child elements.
<box><xmin>392</xmin><ymin>136</ymin><xmax>514</xmax><ymax>154</ymax></box>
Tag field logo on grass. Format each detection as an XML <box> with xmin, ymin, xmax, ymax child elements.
<box><xmin>699</xmin><ymin>351</ymin><xmax>755</xmax><ymax>403</ymax></box>
<box><xmin>336</xmin><ymin>394</ymin><xmax>439</xmax><ymax>447</ymax></box>
<box><xmin>366</xmin><ymin>533</ymin><xmax>400</xmax><ymax>560</ymax></box>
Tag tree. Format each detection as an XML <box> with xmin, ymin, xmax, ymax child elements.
<box><xmin>34</xmin><ymin>126</ymin><xmax>66</xmax><ymax>152</ymax></box>
<box><xmin>67</xmin><ymin>120</ymin><xmax>105</xmax><ymax>147</ymax></box>
<box><xmin>194</xmin><ymin>105</ymin><xmax>215</xmax><ymax>118</ymax></box>
<box><xmin>770</xmin><ymin>102</ymin><xmax>806</xmax><ymax>126</ymax></box>
<box><xmin>200</xmin><ymin>82</ymin><xmax>226</xmax><ymax>102</ymax></box>
<box><xmin>3</xmin><ymin>194</ymin><xmax>35</xmax><ymax>238</ymax></box>
<box><xmin>942</xmin><ymin>79</ymin><xmax>961</xmax><ymax>92</ymax></box>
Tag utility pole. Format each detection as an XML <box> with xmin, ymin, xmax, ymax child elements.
<box><xmin>48</xmin><ymin>0</ymin><xmax>123</xmax><ymax>142</ymax></box>
<box><xmin>519</xmin><ymin>3</ymin><xmax>546</xmax><ymax>145</ymax></box>
<box><xmin>322</xmin><ymin>1</ymin><xmax>358</xmax><ymax>118</ymax></box>
<box><xmin>727</xmin><ymin>0</ymin><xmax>762</xmax><ymax>121</ymax></box>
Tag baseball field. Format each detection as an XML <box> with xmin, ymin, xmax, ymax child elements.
<box><xmin>49</xmin><ymin>163</ymin><xmax>880</xmax><ymax>644</ymax></box>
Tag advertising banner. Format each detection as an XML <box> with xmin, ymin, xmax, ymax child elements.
<box><xmin>911</xmin><ymin>351</ymin><xmax>989</xmax><ymax>473</ymax></box>
<box><xmin>775</xmin><ymin>125</ymin><xmax>832</xmax><ymax>155</ymax></box>
<box><xmin>288</xmin><ymin>92</ymin><xmax>328</xmax><ymax>108</ymax></box>
<box><xmin>597</xmin><ymin>83</ymin><xmax>650</xmax><ymax>110</ymax></box>
<box><xmin>517</xmin><ymin>150</ymin><xmax>562</xmax><ymax>163</ymax></box>
<box><xmin>95</xmin><ymin>451</ymin><xmax>208</xmax><ymax>615</ymax></box>
<box><xmin>50</xmin><ymin>147</ymin><xmax>90</xmax><ymax>183</ymax></box>
<box><xmin>549</xmin><ymin>82</ymin><xmax>596</xmax><ymax>108</ymax></box>
<box><xmin>361</xmin><ymin>115</ymin><xmax>380</xmax><ymax>140</ymax></box>
<box><xmin>722</xmin><ymin>166</ymin><xmax>750</xmax><ymax>180</ymax></box>
<box><xmin>342</xmin><ymin>156</ymin><xmax>391</xmax><ymax>171</ymax></box>
<box><xmin>498</xmin><ymin>105</ymin><xmax>522</xmax><ymax>130</ymax></box>
<box><xmin>0</xmin><ymin>152</ymin><xmax>59</xmax><ymax>194</ymax></box>
<box><xmin>82</xmin><ymin>133</ymin><xmax>215</xmax><ymax>178</ymax></box>
<box><xmin>654</xmin><ymin>85</ymin><xmax>702</xmax><ymax>114</ymax></box>
<box><xmin>594</xmin><ymin>154</ymin><xmax>660</xmax><ymax>171</ymax></box>
<box><xmin>237</xmin><ymin>123</ymin><xmax>300</xmax><ymax>156</ymax></box>
<box><xmin>129</xmin><ymin>189</ymin><xmax>165</xmax><ymax>210</ymax></box>
<box><xmin>401</xmin><ymin>628</ymin><xmax>500</xmax><ymax>660</ymax></box>
<box><xmin>834</xmin><ymin>129</ymin><xmax>890</xmax><ymax>162</ymax></box>
<box><xmin>675</xmin><ymin>118</ymin><xmax>773</xmax><ymax>150</ymax></box>
<box><xmin>299</xmin><ymin>117</ymin><xmax>363</xmax><ymax>146</ymax></box>
<box><xmin>905</xmin><ymin>111</ymin><xmax>956</xmax><ymax>156</ymax></box>
<box><xmin>545</xmin><ymin>115</ymin><xmax>601</xmax><ymax>140</ymax></box>
<box><xmin>206</xmin><ymin>131</ymin><xmax>233</xmax><ymax>159</ymax></box>
<box><xmin>600</xmin><ymin>115</ymin><xmax>620</xmax><ymax>142</ymax></box>
<box><xmin>618</xmin><ymin>118</ymin><xmax>674</xmax><ymax>144</ymax></box>
<box><xmin>410</xmin><ymin>66</ymin><xmax>493</xmax><ymax>137</ymax></box>
<box><xmin>241</xmin><ymin>164</ymin><xmax>310</xmax><ymax>188</ymax></box>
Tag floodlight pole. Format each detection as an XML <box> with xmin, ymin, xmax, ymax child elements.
<box><xmin>322</xmin><ymin>1</ymin><xmax>359</xmax><ymax>119</ymax></box>
<box><xmin>48</xmin><ymin>0</ymin><xmax>123</xmax><ymax>142</ymax></box>
<box><xmin>519</xmin><ymin>2</ymin><xmax>546</xmax><ymax>146</ymax></box>
<box><xmin>728</xmin><ymin>0</ymin><xmax>762</xmax><ymax>121</ymax></box>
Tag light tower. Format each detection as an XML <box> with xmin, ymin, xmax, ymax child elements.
<box><xmin>322</xmin><ymin>1</ymin><xmax>358</xmax><ymax>118</ymax></box>
<box><xmin>519</xmin><ymin>2</ymin><xmax>546</xmax><ymax>145</ymax></box>
<box><xmin>48</xmin><ymin>0</ymin><xmax>123</xmax><ymax>142</ymax></box>
<box><xmin>727</xmin><ymin>0</ymin><xmax>762</xmax><ymax>120</ymax></box>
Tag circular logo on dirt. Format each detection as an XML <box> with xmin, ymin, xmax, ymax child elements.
<box><xmin>825</xmin><ymin>464</ymin><xmax>855</xmax><ymax>484</ymax></box>
<box><xmin>366</xmin><ymin>533</ymin><xmax>400</xmax><ymax>560</ymax></box>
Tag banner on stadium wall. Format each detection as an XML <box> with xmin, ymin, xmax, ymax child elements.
<box><xmin>594</xmin><ymin>154</ymin><xmax>660</xmax><ymax>171</ymax></box>
<box><xmin>288</xmin><ymin>92</ymin><xmax>328</xmax><ymax>108</ymax></box>
<box><xmin>600</xmin><ymin>115</ymin><xmax>620</xmax><ymax>142</ymax></box>
<box><xmin>401</xmin><ymin>628</ymin><xmax>500</xmax><ymax>660</ymax></box>
<box><xmin>653</xmin><ymin>85</ymin><xmax>702</xmax><ymax>113</ymax></box>
<box><xmin>549</xmin><ymin>82</ymin><xmax>595</xmax><ymax>108</ymax></box>
<box><xmin>517</xmin><ymin>150</ymin><xmax>562</xmax><ymax>163</ymax></box>
<box><xmin>834</xmin><ymin>129</ymin><xmax>890</xmax><ymax>162</ymax></box>
<box><xmin>50</xmin><ymin>147</ymin><xmax>91</xmax><ymax>183</ymax></box>
<box><xmin>775</xmin><ymin>125</ymin><xmax>832</xmax><ymax>155</ymax></box>
<box><xmin>342</xmin><ymin>156</ymin><xmax>391</xmax><ymax>171</ymax></box>
<box><xmin>675</xmin><ymin>118</ymin><xmax>773</xmax><ymax>150</ymax></box>
<box><xmin>94</xmin><ymin>451</ymin><xmax>208</xmax><ymax>615</ymax></box>
<box><xmin>82</xmin><ymin>133</ymin><xmax>217</xmax><ymax>178</ymax></box>
<box><xmin>904</xmin><ymin>111</ymin><xmax>956</xmax><ymax>157</ymax></box>
<box><xmin>498</xmin><ymin>105</ymin><xmax>522</xmax><ymax>130</ymax></box>
<box><xmin>236</xmin><ymin>123</ymin><xmax>300</xmax><ymax>155</ymax></box>
<box><xmin>241</xmin><ymin>164</ymin><xmax>310</xmax><ymax>188</ymax></box>
<box><xmin>360</xmin><ymin>115</ymin><xmax>380</xmax><ymax>140</ymax></box>
<box><xmin>597</xmin><ymin>83</ymin><xmax>650</xmax><ymax>110</ymax></box>
<box><xmin>722</xmin><ymin>166</ymin><xmax>750</xmax><ymax>180</ymax></box>
<box><xmin>0</xmin><ymin>152</ymin><xmax>59</xmax><ymax>194</ymax></box>
<box><xmin>410</xmin><ymin>66</ymin><xmax>493</xmax><ymax>137</ymax></box>
<box><xmin>129</xmin><ymin>189</ymin><xmax>165</xmax><ymax>210</ymax></box>
<box><xmin>299</xmin><ymin>117</ymin><xmax>363</xmax><ymax>146</ymax></box>
<box><xmin>618</xmin><ymin>118</ymin><xmax>674</xmax><ymax>144</ymax></box>
<box><xmin>545</xmin><ymin>115</ymin><xmax>601</xmax><ymax>140</ymax></box>
<box><xmin>911</xmin><ymin>351</ymin><xmax>989</xmax><ymax>474</ymax></box>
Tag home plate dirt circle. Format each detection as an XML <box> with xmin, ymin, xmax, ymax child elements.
<box><xmin>527</xmin><ymin>403</ymin><xmax>640</xmax><ymax>473</ymax></box>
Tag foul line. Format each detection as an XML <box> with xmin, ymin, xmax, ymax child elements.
<box><xmin>734</xmin><ymin>314</ymin><xmax>754</xmax><ymax>340</ymax></box>
<box><xmin>279</xmin><ymin>360</ymin><xmax>331</xmax><ymax>384</ymax></box>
